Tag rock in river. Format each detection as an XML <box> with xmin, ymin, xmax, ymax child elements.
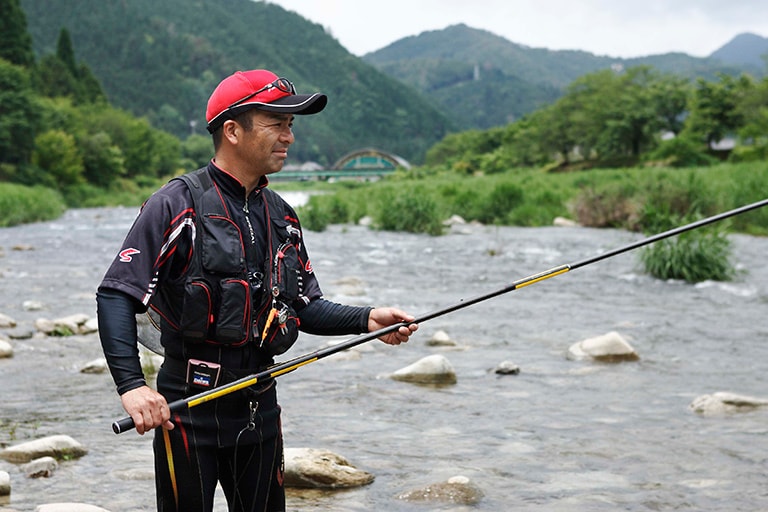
<box><xmin>0</xmin><ymin>435</ymin><xmax>87</xmax><ymax>464</ymax></box>
<box><xmin>390</xmin><ymin>354</ymin><xmax>457</xmax><ymax>385</ymax></box>
<box><xmin>283</xmin><ymin>447</ymin><xmax>374</xmax><ymax>489</ymax></box>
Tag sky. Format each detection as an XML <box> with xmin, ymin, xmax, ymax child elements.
<box><xmin>266</xmin><ymin>0</ymin><xmax>768</xmax><ymax>58</ymax></box>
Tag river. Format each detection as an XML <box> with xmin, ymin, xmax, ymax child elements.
<box><xmin>1</xmin><ymin>197</ymin><xmax>767</xmax><ymax>511</ymax></box>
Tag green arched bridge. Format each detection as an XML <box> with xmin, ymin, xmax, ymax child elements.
<box><xmin>274</xmin><ymin>148</ymin><xmax>411</xmax><ymax>181</ymax></box>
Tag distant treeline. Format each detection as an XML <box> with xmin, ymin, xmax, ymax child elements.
<box><xmin>425</xmin><ymin>66</ymin><xmax>768</xmax><ymax>173</ymax></box>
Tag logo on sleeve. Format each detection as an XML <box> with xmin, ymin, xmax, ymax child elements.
<box><xmin>119</xmin><ymin>248</ymin><xmax>141</xmax><ymax>262</ymax></box>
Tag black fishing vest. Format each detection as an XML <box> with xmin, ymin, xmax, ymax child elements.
<box><xmin>169</xmin><ymin>167</ymin><xmax>302</xmax><ymax>356</ymax></box>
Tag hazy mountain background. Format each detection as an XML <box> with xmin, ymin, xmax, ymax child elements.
<box><xmin>18</xmin><ymin>0</ymin><xmax>768</xmax><ymax>165</ymax></box>
<box><xmin>364</xmin><ymin>23</ymin><xmax>766</xmax><ymax>130</ymax></box>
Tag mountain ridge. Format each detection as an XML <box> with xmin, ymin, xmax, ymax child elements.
<box><xmin>18</xmin><ymin>0</ymin><xmax>767</xmax><ymax>162</ymax></box>
<box><xmin>363</xmin><ymin>23</ymin><xmax>764</xmax><ymax>130</ymax></box>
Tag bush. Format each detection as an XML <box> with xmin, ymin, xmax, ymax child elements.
<box><xmin>475</xmin><ymin>183</ymin><xmax>524</xmax><ymax>224</ymax></box>
<box><xmin>640</xmin><ymin>229</ymin><xmax>735</xmax><ymax>283</ymax></box>
<box><xmin>570</xmin><ymin>182</ymin><xmax>641</xmax><ymax>228</ymax></box>
<box><xmin>373</xmin><ymin>187</ymin><xmax>443</xmax><ymax>235</ymax></box>
<box><xmin>298</xmin><ymin>194</ymin><xmax>345</xmax><ymax>232</ymax></box>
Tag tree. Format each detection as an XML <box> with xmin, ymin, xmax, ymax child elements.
<box><xmin>731</xmin><ymin>75</ymin><xmax>768</xmax><ymax>161</ymax></box>
<box><xmin>181</xmin><ymin>134</ymin><xmax>214</xmax><ymax>169</ymax></box>
<box><xmin>36</xmin><ymin>29</ymin><xmax>106</xmax><ymax>104</ymax></box>
<box><xmin>0</xmin><ymin>59</ymin><xmax>38</xmax><ymax>167</ymax></box>
<box><xmin>0</xmin><ymin>0</ymin><xmax>35</xmax><ymax>67</ymax></box>
<box><xmin>56</xmin><ymin>28</ymin><xmax>78</xmax><ymax>76</ymax></box>
<box><xmin>684</xmin><ymin>74</ymin><xmax>752</xmax><ymax>150</ymax></box>
<box><xmin>32</xmin><ymin>130</ymin><xmax>85</xmax><ymax>187</ymax></box>
<box><xmin>649</xmin><ymin>75</ymin><xmax>690</xmax><ymax>136</ymax></box>
<box><xmin>36</xmin><ymin>54</ymin><xmax>81</xmax><ymax>99</ymax></box>
<box><xmin>81</xmin><ymin>132</ymin><xmax>125</xmax><ymax>187</ymax></box>
<box><xmin>530</xmin><ymin>97</ymin><xmax>582</xmax><ymax>165</ymax></box>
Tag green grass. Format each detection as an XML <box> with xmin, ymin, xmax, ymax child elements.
<box><xmin>0</xmin><ymin>183</ymin><xmax>67</xmax><ymax>227</ymax></box>
<box><xmin>298</xmin><ymin>161</ymin><xmax>768</xmax><ymax>237</ymax></box>
<box><xmin>640</xmin><ymin>229</ymin><xmax>736</xmax><ymax>283</ymax></box>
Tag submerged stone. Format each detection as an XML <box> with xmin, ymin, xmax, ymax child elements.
<box><xmin>689</xmin><ymin>391</ymin><xmax>768</xmax><ymax>415</ymax></box>
<box><xmin>398</xmin><ymin>475</ymin><xmax>483</xmax><ymax>505</ymax></box>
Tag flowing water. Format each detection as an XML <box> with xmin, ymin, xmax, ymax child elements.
<box><xmin>1</xmin><ymin>197</ymin><xmax>767</xmax><ymax>511</ymax></box>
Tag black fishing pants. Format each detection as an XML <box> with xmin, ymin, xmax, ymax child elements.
<box><xmin>153</xmin><ymin>361</ymin><xmax>285</xmax><ymax>511</ymax></box>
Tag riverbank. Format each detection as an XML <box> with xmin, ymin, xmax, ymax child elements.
<box><xmin>3</xmin><ymin>162</ymin><xmax>767</xmax><ymax>236</ymax></box>
<box><xmin>298</xmin><ymin>161</ymin><xmax>768</xmax><ymax>236</ymax></box>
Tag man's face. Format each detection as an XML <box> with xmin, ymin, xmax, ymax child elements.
<box><xmin>237</xmin><ymin>110</ymin><xmax>295</xmax><ymax>176</ymax></box>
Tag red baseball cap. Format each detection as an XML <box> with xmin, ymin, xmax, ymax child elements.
<box><xmin>205</xmin><ymin>69</ymin><xmax>327</xmax><ymax>133</ymax></box>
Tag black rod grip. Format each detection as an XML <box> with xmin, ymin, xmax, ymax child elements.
<box><xmin>112</xmin><ymin>416</ymin><xmax>134</xmax><ymax>434</ymax></box>
<box><xmin>112</xmin><ymin>398</ymin><xmax>188</xmax><ymax>434</ymax></box>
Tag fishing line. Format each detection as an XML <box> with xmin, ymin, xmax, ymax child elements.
<box><xmin>113</xmin><ymin>197</ymin><xmax>768</xmax><ymax>434</ymax></box>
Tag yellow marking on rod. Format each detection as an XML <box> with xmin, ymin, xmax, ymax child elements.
<box><xmin>162</xmin><ymin>427</ymin><xmax>179</xmax><ymax>506</ymax></box>
<box><xmin>186</xmin><ymin>358</ymin><xmax>320</xmax><ymax>409</ymax></box>
<box><xmin>514</xmin><ymin>265</ymin><xmax>570</xmax><ymax>289</ymax></box>
<box><xmin>270</xmin><ymin>357</ymin><xmax>318</xmax><ymax>378</ymax></box>
<box><xmin>188</xmin><ymin>377</ymin><xmax>260</xmax><ymax>407</ymax></box>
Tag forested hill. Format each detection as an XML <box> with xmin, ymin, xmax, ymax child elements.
<box><xmin>18</xmin><ymin>0</ymin><xmax>767</xmax><ymax>162</ymax></box>
<box><xmin>363</xmin><ymin>24</ymin><xmax>760</xmax><ymax>130</ymax></box>
<box><xmin>19</xmin><ymin>0</ymin><xmax>452</xmax><ymax>165</ymax></box>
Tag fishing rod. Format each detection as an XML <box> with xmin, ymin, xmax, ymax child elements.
<box><xmin>113</xmin><ymin>197</ymin><xmax>768</xmax><ymax>434</ymax></box>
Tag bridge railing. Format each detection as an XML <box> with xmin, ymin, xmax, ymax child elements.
<box><xmin>271</xmin><ymin>168</ymin><xmax>397</xmax><ymax>181</ymax></box>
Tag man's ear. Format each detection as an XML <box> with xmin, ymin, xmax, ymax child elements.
<box><xmin>221</xmin><ymin>119</ymin><xmax>240</xmax><ymax>145</ymax></box>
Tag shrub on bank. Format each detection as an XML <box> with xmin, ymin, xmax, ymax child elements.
<box><xmin>373</xmin><ymin>187</ymin><xmax>444</xmax><ymax>236</ymax></box>
<box><xmin>0</xmin><ymin>183</ymin><xmax>66</xmax><ymax>227</ymax></box>
<box><xmin>641</xmin><ymin>229</ymin><xmax>735</xmax><ymax>283</ymax></box>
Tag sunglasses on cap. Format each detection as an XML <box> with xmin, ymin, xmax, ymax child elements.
<box><xmin>227</xmin><ymin>77</ymin><xmax>296</xmax><ymax>111</ymax></box>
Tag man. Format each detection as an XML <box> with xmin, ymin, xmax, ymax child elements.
<box><xmin>96</xmin><ymin>69</ymin><xmax>418</xmax><ymax>511</ymax></box>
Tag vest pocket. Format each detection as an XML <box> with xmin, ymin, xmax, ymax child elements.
<box><xmin>256</xmin><ymin>300</ymin><xmax>300</xmax><ymax>356</ymax></box>
<box><xmin>180</xmin><ymin>280</ymin><xmax>213</xmax><ymax>343</ymax></box>
<box><xmin>201</xmin><ymin>215</ymin><xmax>245</xmax><ymax>274</ymax></box>
<box><xmin>215</xmin><ymin>278</ymin><xmax>251</xmax><ymax>345</ymax></box>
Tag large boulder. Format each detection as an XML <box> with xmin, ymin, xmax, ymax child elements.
<box><xmin>390</xmin><ymin>354</ymin><xmax>457</xmax><ymax>385</ymax></box>
<box><xmin>0</xmin><ymin>435</ymin><xmax>87</xmax><ymax>463</ymax></box>
<box><xmin>283</xmin><ymin>448</ymin><xmax>374</xmax><ymax>489</ymax></box>
<box><xmin>567</xmin><ymin>331</ymin><xmax>639</xmax><ymax>362</ymax></box>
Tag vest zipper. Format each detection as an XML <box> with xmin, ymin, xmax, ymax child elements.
<box><xmin>243</xmin><ymin>195</ymin><xmax>263</xmax><ymax>287</ymax></box>
<box><xmin>242</xmin><ymin>196</ymin><xmax>256</xmax><ymax>246</ymax></box>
